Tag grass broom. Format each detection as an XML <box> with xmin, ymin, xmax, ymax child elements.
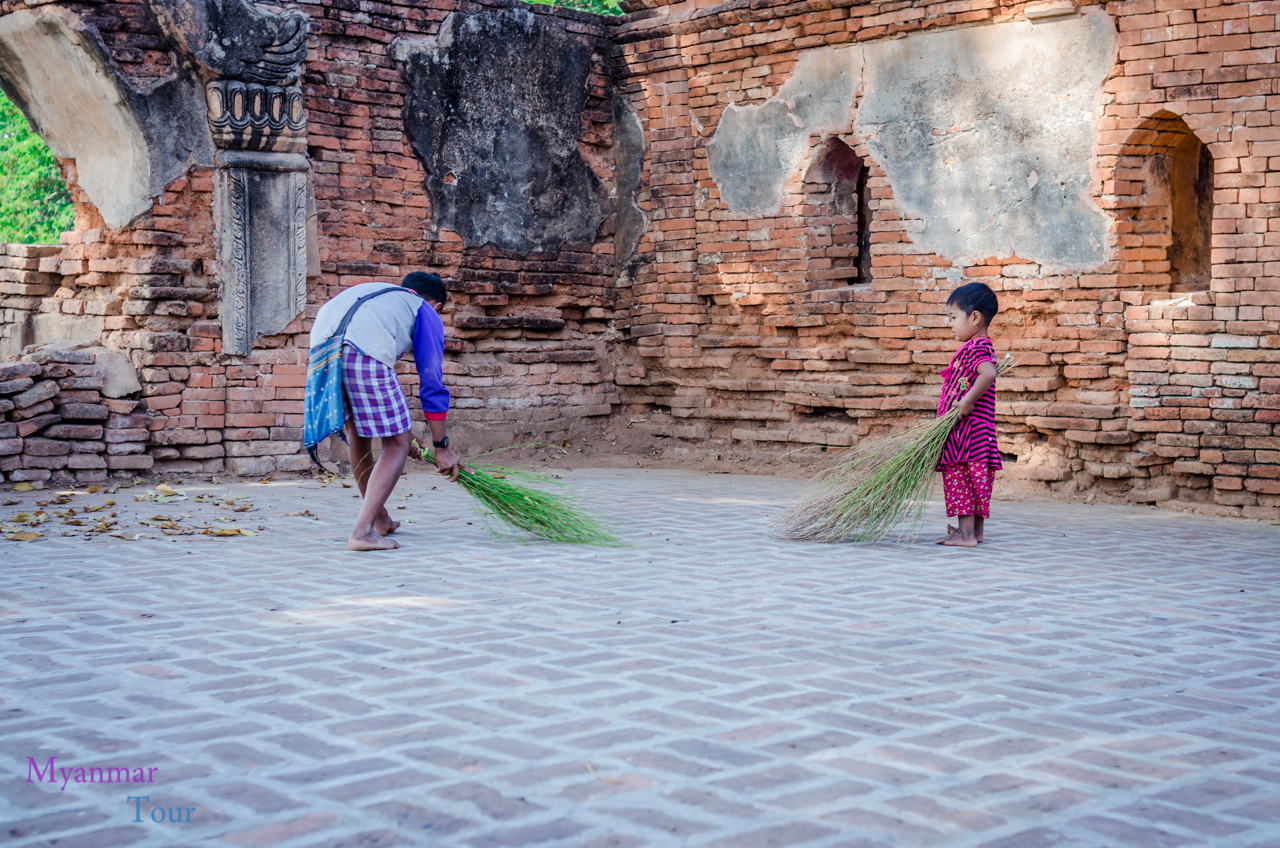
<box><xmin>411</xmin><ymin>440</ymin><xmax>622</xmax><ymax>545</ymax></box>
<box><xmin>772</xmin><ymin>355</ymin><xmax>1015</xmax><ymax>545</ymax></box>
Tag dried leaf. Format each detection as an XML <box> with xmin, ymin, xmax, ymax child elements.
<box><xmin>2</xmin><ymin>499</ymin><xmax>18</xmax><ymax>506</ymax></box>
<box><xmin>285</xmin><ymin>509</ymin><xmax>315</xmax><ymax>517</ymax></box>
<box><xmin>108</xmin><ymin>531</ymin><xmax>146</xmax><ymax>541</ymax></box>
<box><xmin>13</xmin><ymin>483</ymin><xmax>34</xmax><ymax>492</ymax></box>
<box><xmin>6</xmin><ymin>532</ymin><xmax>41</xmax><ymax>542</ymax></box>
<box><xmin>204</xmin><ymin>525</ymin><xmax>256</xmax><ymax>537</ymax></box>
<box><xmin>136</xmin><ymin>486</ymin><xmax>185</xmax><ymax>504</ymax></box>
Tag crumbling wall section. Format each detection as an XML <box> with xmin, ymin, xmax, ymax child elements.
<box><xmin>1</xmin><ymin>0</ymin><xmax>623</xmax><ymax>485</ymax></box>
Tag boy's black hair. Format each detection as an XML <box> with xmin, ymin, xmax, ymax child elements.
<box><xmin>947</xmin><ymin>282</ymin><xmax>998</xmax><ymax>326</ymax></box>
<box><xmin>402</xmin><ymin>271</ymin><xmax>447</xmax><ymax>305</ymax></box>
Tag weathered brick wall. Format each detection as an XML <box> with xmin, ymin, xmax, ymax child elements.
<box><xmin>609</xmin><ymin>0</ymin><xmax>1280</xmax><ymax>520</ymax></box>
<box><xmin>1</xmin><ymin>0</ymin><xmax>622</xmax><ymax>482</ymax></box>
<box><xmin>295</xmin><ymin>0</ymin><xmax>621</xmax><ymax>459</ymax></box>
<box><xmin>3</xmin><ymin>0</ymin><xmax>1277</xmax><ymax>521</ymax></box>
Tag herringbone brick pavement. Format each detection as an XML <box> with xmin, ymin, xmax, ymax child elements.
<box><xmin>1</xmin><ymin>468</ymin><xmax>1278</xmax><ymax>847</ymax></box>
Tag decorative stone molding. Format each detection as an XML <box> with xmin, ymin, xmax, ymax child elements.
<box><xmin>207</xmin><ymin>81</ymin><xmax>307</xmax><ymax>154</ymax></box>
<box><xmin>151</xmin><ymin>0</ymin><xmax>314</xmax><ymax>355</ymax></box>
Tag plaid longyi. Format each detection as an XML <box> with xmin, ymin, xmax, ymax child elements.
<box><xmin>341</xmin><ymin>343</ymin><xmax>412</xmax><ymax>438</ymax></box>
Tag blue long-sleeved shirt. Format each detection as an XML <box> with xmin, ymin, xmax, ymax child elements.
<box><xmin>411</xmin><ymin>301</ymin><xmax>450</xmax><ymax>421</ymax></box>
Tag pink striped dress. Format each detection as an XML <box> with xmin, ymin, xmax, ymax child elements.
<box><xmin>936</xmin><ymin>337</ymin><xmax>1002</xmax><ymax>471</ymax></box>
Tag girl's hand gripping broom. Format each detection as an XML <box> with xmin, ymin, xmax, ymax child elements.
<box><xmin>412</xmin><ymin>440</ymin><xmax>621</xmax><ymax>545</ymax></box>
<box><xmin>772</xmin><ymin>355</ymin><xmax>1015</xmax><ymax>545</ymax></box>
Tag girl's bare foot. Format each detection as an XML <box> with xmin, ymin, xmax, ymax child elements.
<box><xmin>375</xmin><ymin>508</ymin><xmax>400</xmax><ymax>536</ymax></box>
<box><xmin>936</xmin><ymin>530</ymin><xmax>964</xmax><ymax>545</ymax></box>
<box><xmin>947</xmin><ymin>523</ymin><xmax>984</xmax><ymax>543</ymax></box>
<box><xmin>939</xmin><ymin>535</ymin><xmax>978</xmax><ymax>547</ymax></box>
<box><xmin>349</xmin><ymin>530</ymin><xmax>399</xmax><ymax>551</ymax></box>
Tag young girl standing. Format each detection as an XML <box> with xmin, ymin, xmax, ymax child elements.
<box><xmin>936</xmin><ymin>283</ymin><xmax>1001</xmax><ymax>547</ymax></box>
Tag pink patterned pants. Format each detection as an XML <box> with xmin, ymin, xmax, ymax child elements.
<box><xmin>941</xmin><ymin>462</ymin><xmax>994</xmax><ymax>519</ymax></box>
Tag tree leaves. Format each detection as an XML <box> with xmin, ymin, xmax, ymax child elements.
<box><xmin>0</xmin><ymin>91</ymin><xmax>74</xmax><ymax>244</ymax></box>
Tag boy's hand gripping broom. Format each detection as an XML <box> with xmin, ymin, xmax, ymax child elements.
<box><xmin>772</xmin><ymin>355</ymin><xmax>1015</xmax><ymax>545</ymax></box>
<box><xmin>412</xmin><ymin>440</ymin><xmax>621</xmax><ymax>545</ymax></box>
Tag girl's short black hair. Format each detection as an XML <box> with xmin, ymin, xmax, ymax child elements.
<box><xmin>947</xmin><ymin>282</ymin><xmax>998</xmax><ymax>326</ymax></box>
<box><xmin>402</xmin><ymin>271</ymin><xmax>447</xmax><ymax>305</ymax></box>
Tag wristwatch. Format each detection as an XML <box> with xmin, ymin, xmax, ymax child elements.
<box><xmin>432</xmin><ymin>436</ymin><xmax>449</xmax><ymax>449</ymax></box>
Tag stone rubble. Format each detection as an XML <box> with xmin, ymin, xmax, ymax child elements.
<box><xmin>0</xmin><ymin>344</ymin><xmax>151</xmax><ymax>485</ymax></box>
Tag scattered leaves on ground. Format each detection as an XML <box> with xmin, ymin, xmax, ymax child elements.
<box><xmin>136</xmin><ymin>484</ymin><xmax>187</xmax><ymax>504</ymax></box>
<box><xmin>5</xmin><ymin>531</ymin><xmax>41</xmax><ymax>542</ymax></box>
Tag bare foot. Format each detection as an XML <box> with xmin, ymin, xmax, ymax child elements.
<box><xmin>936</xmin><ymin>530</ymin><xmax>964</xmax><ymax>545</ymax></box>
<box><xmin>939</xmin><ymin>535</ymin><xmax>978</xmax><ymax>547</ymax></box>
<box><xmin>349</xmin><ymin>531</ymin><xmax>399</xmax><ymax>551</ymax></box>
<box><xmin>947</xmin><ymin>523</ymin><xmax>984</xmax><ymax>543</ymax></box>
<box><xmin>375</xmin><ymin>508</ymin><xmax>400</xmax><ymax>536</ymax></box>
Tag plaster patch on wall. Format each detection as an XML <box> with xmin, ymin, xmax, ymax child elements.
<box><xmin>706</xmin><ymin>12</ymin><xmax>1117</xmax><ymax>268</ymax></box>
<box><xmin>707</xmin><ymin>47</ymin><xmax>859</xmax><ymax>215</ymax></box>
<box><xmin>857</xmin><ymin>12</ymin><xmax>1116</xmax><ymax>267</ymax></box>
<box><xmin>612</xmin><ymin>92</ymin><xmax>649</xmax><ymax>266</ymax></box>
<box><xmin>394</xmin><ymin>10</ymin><xmax>606</xmax><ymax>255</ymax></box>
<box><xmin>0</xmin><ymin>9</ymin><xmax>151</xmax><ymax>229</ymax></box>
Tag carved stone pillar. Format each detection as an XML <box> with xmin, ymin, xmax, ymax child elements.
<box><xmin>216</xmin><ymin>152</ymin><xmax>309</xmax><ymax>356</ymax></box>
<box><xmin>207</xmin><ymin>76</ymin><xmax>312</xmax><ymax>355</ymax></box>
<box><xmin>150</xmin><ymin>0</ymin><xmax>314</xmax><ymax>356</ymax></box>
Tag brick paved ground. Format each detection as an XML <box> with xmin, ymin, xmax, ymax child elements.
<box><xmin>2</xmin><ymin>467</ymin><xmax>1279</xmax><ymax>848</ymax></box>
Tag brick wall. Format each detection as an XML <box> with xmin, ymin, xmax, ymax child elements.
<box><xmin>609</xmin><ymin>0</ymin><xmax>1280</xmax><ymax>520</ymax></box>
<box><xmin>2</xmin><ymin>0</ymin><xmax>1277</xmax><ymax>521</ymax></box>
<box><xmin>1</xmin><ymin>0</ymin><xmax>621</xmax><ymax>481</ymax></box>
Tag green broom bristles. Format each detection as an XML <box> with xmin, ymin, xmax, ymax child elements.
<box><xmin>412</xmin><ymin>441</ymin><xmax>621</xmax><ymax>545</ymax></box>
<box><xmin>773</xmin><ymin>355</ymin><xmax>1015</xmax><ymax>545</ymax></box>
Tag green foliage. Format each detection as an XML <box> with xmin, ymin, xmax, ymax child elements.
<box><xmin>529</xmin><ymin>0</ymin><xmax>623</xmax><ymax>17</ymax></box>
<box><xmin>0</xmin><ymin>89</ymin><xmax>74</xmax><ymax>245</ymax></box>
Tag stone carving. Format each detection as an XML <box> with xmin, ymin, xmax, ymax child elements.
<box><xmin>149</xmin><ymin>0</ymin><xmax>308</xmax><ymax>85</ymax></box>
<box><xmin>216</xmin><ymin>154</ymin><xmax>310</xmax><ymax>356</ymax></box>
<box><xmin>207</xmin><ymin>81</ymin><xmax>307</xmax><ymax>154</ymax></box>
<box><xmin>151</xmin><ymin>0</ymin><xmax>314</xmax><ymax>355</ymax></box>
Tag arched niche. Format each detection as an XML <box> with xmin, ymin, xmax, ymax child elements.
<box><xmin>1114</xmin><ymin>112</ymin><xmax>1214</xmax><ymax>293</ymax></box>
<box><xmin>803</xmin><ymin>136</ymin><xmax>872</xmax><ymax>287</ymax></box>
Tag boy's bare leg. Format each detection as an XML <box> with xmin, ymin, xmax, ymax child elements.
<box><xmin>345</xmin><ymin>420</ymin><xmax>399</xmax><ymax>536</ymax></box>
<box><xmin>348</xmin><ymin>429</ymin><xmax>411</xmax><ymax>550</ymax></box>
<box><xmin>939</xmin><ymin>515</ymin><xmax>978</xmax><ymax>547</ymax></box>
